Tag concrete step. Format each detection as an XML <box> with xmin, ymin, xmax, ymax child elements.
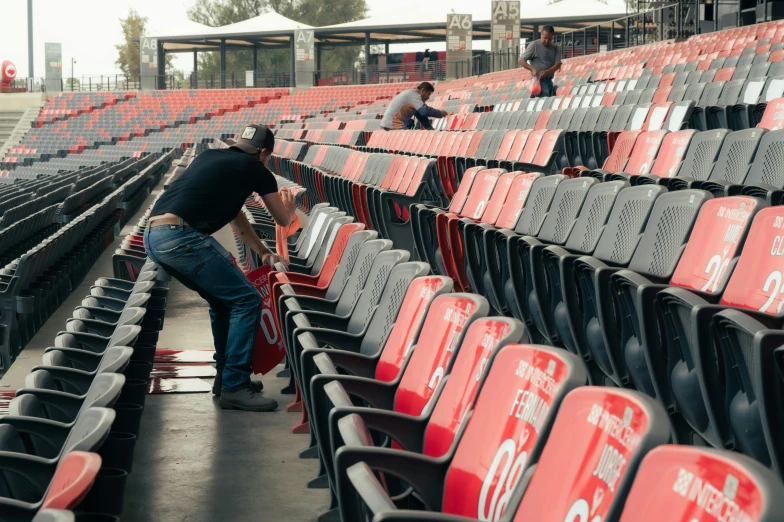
<box><xmin>0</xmin><ymin>105</ymin><xmax>41</xmax><ymax>156</ymax></box>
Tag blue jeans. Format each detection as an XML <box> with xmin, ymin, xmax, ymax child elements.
<box><xmin>143</xmin><ymin>224</ymin><xmax>261</xmax><ymax>391</ymax></box>
<box><xmin>534</xmin><ymin>77</ymin><xmax>555</xmax><ymax>98</ymax></box>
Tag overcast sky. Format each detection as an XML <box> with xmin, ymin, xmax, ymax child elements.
<box><xmin>0</xmin><ymin>0</ymin><xmax>622</xmax><ymax>80</ymax></box>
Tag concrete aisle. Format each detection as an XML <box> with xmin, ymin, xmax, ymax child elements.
<box><xmin>118</xmin><ymin>184</ymin><xmax>330</xmax><ymax>521</ymax></box>
<box><xmin>2</xmin><ymin>172</ymin><xmax>330</xmax><ymax>521</ymax></box>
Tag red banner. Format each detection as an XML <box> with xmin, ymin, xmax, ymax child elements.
<box><xmin>248</xmin><ymin>265</ymin><xmax>286</xmax><ymax>375</ymax></box>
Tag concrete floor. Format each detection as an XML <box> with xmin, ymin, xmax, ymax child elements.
<box><xmin>122</xmin><ymin>220</ymin><xmax>330</xmax><ymax>522</ymax></box>
<box><xmin>2</xmin><ymin>174</ymin><xmax>330</xmax><ymax>521</ymax></box>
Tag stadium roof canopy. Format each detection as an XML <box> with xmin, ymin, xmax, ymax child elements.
<box><xmin>150</xmin><ymin>0</ymin><xmax>628</xmax><ymax>52</ymax></box>
<box><xmin>315</xmin><ymin>0</ymin><xmax>629</xmax><ymax>46</ymax></box>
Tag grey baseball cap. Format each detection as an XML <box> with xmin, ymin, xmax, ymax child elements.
<box><xmin>233</xmin><ymin>124</ymin><xmax>275</xmax><ymax>155</ymax></box>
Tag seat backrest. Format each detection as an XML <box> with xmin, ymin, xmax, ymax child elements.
<box><xmin>440</xmin><ymin>345</ymin><xmax>588</xmax><ymax>518</ymax></box>
<box><xmin>360</xmin><ymin>275</ymin><xmax>453</xmax><ymax>360</ymax></box>
<box><xmin>347</xmin><ymin>259</ymin><xmax>429</xmax><ymax>336</ymax></box>
<box><xmin>683</xmin><ymin>82</ymin><xmax>706</xmax><ymax>103</ymax></box>
<box><xmin>708</xmin><ymin>128</ymin><xmax>766</xmax><ymax>185</ymax></box>
<box><xmin>459</xmin><ymin>169</ymin><xmax>505</xmax><ymax>220</ymax></box>
<box><xmin>340</xmin><ymin>249</ymin><xmax>409</xmax><ymax>323</ymax></box>
<box><xmin>513</xmin><ymin>175</ymin><xmax>565</xmax><ymax>236</ymax></box>
<box><xmin>629</xmin><ymin>104</ymin><xmax>653</xmax><ymax>131</ymax></box>
<box><xmin>294</xmin><ymin>206</ymin><xmax>338</xmax><ymax>254</ymax></box>
<box><xmin>40</xmin><ymin>451</ymin><xmax>102</xmax><ymax>511</ymax></box>
<box><xmin>715</xmin><ymin>67</ymin><xmax>736</xmax><ymax>82</ymax></box>
<box><xmin>625</xmin><ymin>189</ymin><xmax>713</xmax><ymax>279</ymax></box>
<box><xmin>322</xmin><ymin>231</ymin><xmax>381</xmax><ymax>301</ymax></box>
<box><xmin>741</xmin><ymin>129</ymin><xmax>784</xmax><ymax>191</ymax></box>
<box><xmin>494</xmin><ymin>173</ymin><xmax>541</xmax><ymax>230</ymax></box>
<box><xmin>618</xmin><ymin>446</ymin><xmax>784</xmax><ymax>522</ymax></box>
<box><xmin>592</xmin><ymin>185</ymin><xmax>668</xmax><ymax>266</ymax></box>
<box><xmin>448</xmin><ymin>167</ymin><xmax>484</xmax><ymax>214</ymax></box>
<box><xmin>649</xmin><ymin>129</ymin><xmax>696</xmax><ymax>178</ymax></box>
<box><xmin>61</xmin><ymin>407</ymin><xmax>116</xmax><ymax>455</ymax></box>
<box><xmin>479</xmin><ymin>172</ymin><xmax>519</xmax><ymax>225</ymax></box>
<box><xmin>675</xmin><ymin>129</ymin><xmax>728</xmax><ymax>182</ymax></box>
<box><xmin>321</xmin><ymin>238</ymin><xmax>391</xmax><ymax>313</ymax></box>
<box><xmin>390</xmin><ymin>293</ymin><xmax>489</xmax><ymax>417</ymax></box>
<box><xmin>422</xmin><ymin>317</ymin><xmax>526</xmax><ymax>458</ymax></box>
<box><xmin>94</xmin><ymin>345</ymin><xmax>134</xmax><ymax>375</ymax></box>
<box><xmin>306</xmin><ymin>216</ymin><xmax>353</xmax><ymax>273</ymax></box>
<box><xmin>510</xmin><ymin>388</ymin><xmax>671</xmax><ymax>522</ymax></box>
<box><xmin>610</xmin><ymin>104</ymin><xmax>636</xmax><ymax>132</ymax></box>
<box><xmin>720</xmin><ymin>206</ymin><xmax>784</xmax><ymax>313</ymax></box>
<box><xmin>603</xmin><ymin>130</ymin><xmax>642</xmax><ymax>172</ymax></box>
<box><xmin>562</xmin><ymin>180</ymin><xmax>630</xmax><ymax>255</ymax></box>
<box><xmin>761</xmin><ymin>76</ymin><xmax>784</xmax><ymax>103</ymax></box>
<box><xmin>595</xmin><ymin>106</ymin><xmax>618</xmax><ymax>132</ymax></box>
<box><xmin>670</xmin><ymin>196</ymin><xmax>761</xmax><ymax>294</ymax></box>
<box><xmin>758</xmin><ymin>97</ymin><xmax>784</xmax><ymax>130</ymax></box>
<box><xmin>717</xmin><ymin>78</ymin><xmax>746</xmax><ymax>105</ymax></box>
<box><xmin>624</xmin><ymin>130</ymin><xmax>668</xmax><ymax>176</ymax></box>
<box><xmin>495</xmin><ymin>132</ymin><xmax>519</xmax><ymax>161</ymax></box>
<box><xmin>740</xmin><ymin>77</ymin><xmax>768</xmax><ymax>105</ymax></box>
<box><xmin>699</xmin><ymin>80</ymin><xmax>726</xmax><ymax>106</ymax></box>
<box><xmin>535</xmin><ymin>177</ymin><xmax>598</xmax><ymax>244</ymax></box>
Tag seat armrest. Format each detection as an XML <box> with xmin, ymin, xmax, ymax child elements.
<box><xmin>13</xmin><ymin>388</ymin><xmax>85</xmax><ymax>422</ymax></box>
<box><xmin>335</xmin><ymin>448</ymin><xmax>449</xmax><ymax>521</ymax></box>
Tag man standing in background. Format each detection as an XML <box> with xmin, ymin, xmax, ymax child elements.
<box><xmin>518</xmin><ymin>25</ymin><xmax>562</xmax><ymax>97</ymax></box>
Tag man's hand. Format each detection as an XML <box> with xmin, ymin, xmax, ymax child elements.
<box><xmin>262</xmin><ymin>252</ymin><xmax>289</xmax><ymax>270</ymax></box>
<box><xmin>280</xmin><ymin>188</ymin><xmax>297</xmax><ymax>215</ymax></box>
<box><xmin>440</xmin><ymin>109</ymin><xmax>450</xmax><ymax>118</ymax></box>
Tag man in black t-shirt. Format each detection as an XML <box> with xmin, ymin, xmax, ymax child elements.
<box><xmin>144</xmin><ymin>124</ymin><xmax>296</xmax><ymax>412</ymax></box>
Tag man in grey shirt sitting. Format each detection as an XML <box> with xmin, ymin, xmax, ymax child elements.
<box><xmin>518</xmin><ymin>25</ymin><xmax>562</xmax><ymax>97</ymax></box>
<box><xmin>380</xmin><ymin>82</ymin><xmax>449</xmax><ymax>130</ymax></box>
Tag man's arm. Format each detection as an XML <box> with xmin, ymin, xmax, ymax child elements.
<box><xmin>418</xmin><ymin>105</ymin><xmax>448</xmax><ymax>119</ymax></box>
<box><xmin>261</xmin><ymin>189</ymin><xmax>296</xmax><ymax>227</ymax></box>
<box><xmin>230</xmin><ymin>211</ymin><xmax>274</xmax><ymax>262</ymax></box>
<box><xmin>541</xmin><ymin>62</ymin><xmax>562</xmax><ymax>77</ymax></box>
<box><xmin>519</xmin><ymin>60</ymin><xmax>538</xmax><ymax>76</ymax></box>
<box><xmin>518</xmin><ymin>42</ymin><xmax>538</xmax><ymax>75</ymax></box>
<box><xmin>413</xmin><ymin>110</ymin><xmax>434</xmax><ymax>130</ymax></box>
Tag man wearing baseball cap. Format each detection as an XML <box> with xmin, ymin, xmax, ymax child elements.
<box><xmin>144</xmin><ymin>124</ymin><xmax>296</xmax><ymax>412</ymax></box>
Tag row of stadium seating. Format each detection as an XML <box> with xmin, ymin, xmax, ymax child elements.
<box><xmin>1</xmin><ymin>89</ymin><xmax>288</xmax><ymax>167</ymax></box>
<box><xmin>6</xmin><ymin>15</ymin><xmax>784</xmax><ymax>520</ymax></box>
<box><xmin>245</xmin><ymin>22</ymin><xmax>784</xmax><ymax>518</ymax></box>
<box><xmin>0</xmin><ymin>176</ymin><xmax>171</xmax><ymax>521</ymax></box>
<box><xmin>0</xmin><ymin>151</ymin><xmax>175</xmax><ymax>374</ymax></box>
<box><xmin>266</xmin><ymin>207</ymin><xmax>784</xmax><ymax>521</ymax></box>
<box><xmin>35</xmin><ymin>92</ymin><xmax>135</xmax><ymax>126</ymax></box>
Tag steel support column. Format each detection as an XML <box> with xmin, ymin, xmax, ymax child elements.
<box><xmin>219</xmin><ymin>39</ymin><xmax>226</xmax><ymax>88</ymax></box>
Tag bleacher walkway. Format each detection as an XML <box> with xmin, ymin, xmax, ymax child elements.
<box><xmin>120</xmin><ymin>196</ymin><xmax>329</xmax><ymax>521</ymax></box>
<box><xmin>0</xmin><ymin>166</ymin><xmax>329</xmax><ymax>522</ymax></box>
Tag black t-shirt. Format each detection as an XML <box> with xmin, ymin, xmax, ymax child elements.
<box><xmin>151</xmin><ymin>147</ymin><xmax>278</xmax><ymax>234</ymax></box>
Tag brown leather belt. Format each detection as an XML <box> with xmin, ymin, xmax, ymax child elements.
<box><xmin>148</xmin><ymin>215</ymin><xmax>191</xmax><ymax>228</ymax></box>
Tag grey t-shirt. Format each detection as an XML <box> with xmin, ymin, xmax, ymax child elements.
<box><xmin>380</xmin><ymin>89</ymin><xmax>442</xmax><ymax>130</ymax></box>
<box><xmin>522</xmin><ymin>40</ymin><xmax>562</xmax><ymax>78</ymax></box>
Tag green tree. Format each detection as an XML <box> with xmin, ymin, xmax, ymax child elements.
<box><xmin>65</xmin><ymin>78</ymin><xmax>81</xmax><ymax>91</ymax></box>
<box><xmin>186</xmin><ymin>0</ymin><xmax>368</xmax><ymax>83</ymax></box>
<box><xmin>115</xmin><ymin>8</ymin><xmax>174</xmax><ymax>79</ymax></box>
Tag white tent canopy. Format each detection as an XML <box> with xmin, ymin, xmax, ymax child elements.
<box><xmin>151</xmin><ymin>10</ymin><xmax>313</xmax><ymax>44</ymax></box>
<box><xmin>150</xmin><ymin>0</ymin><xmax>629</xmax><ymax>47</ymax></box>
